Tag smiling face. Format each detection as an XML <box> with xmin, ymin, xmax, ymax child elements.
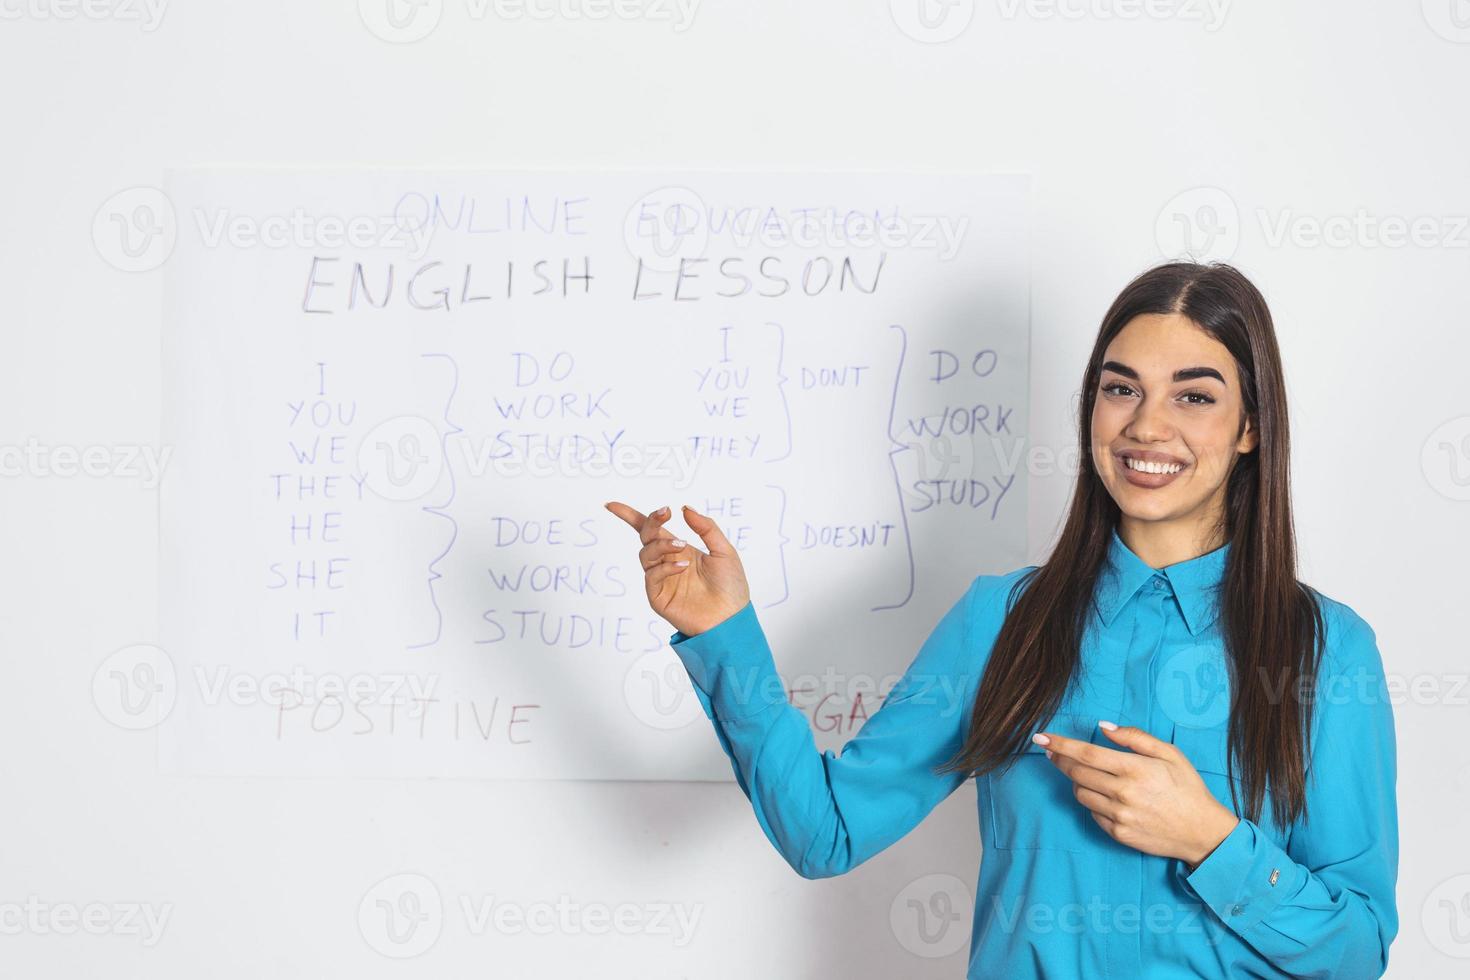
<box><xmin>1090</xmin><ymin>312</ymin><xmax>1258</xmax><ymax>546</ymax></box>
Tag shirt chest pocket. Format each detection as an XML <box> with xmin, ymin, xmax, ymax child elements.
<box><xmin>1170</xmin><ymin>721</ymin><xmax>1292</xmax><ymax>847</ymax></box>
<box><xmin>984</xmin><ymin>714</ymin><xmax>1104</xmax><ymax>853</ymax></box>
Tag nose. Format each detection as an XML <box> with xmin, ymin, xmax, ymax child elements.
<box><xmin>1125</xmin><ymin>392</ymin><xmax>1174</xmax><ymax>444</ymax></box>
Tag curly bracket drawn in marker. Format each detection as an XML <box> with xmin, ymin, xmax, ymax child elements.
<box><xmin>409</xmin><ymin>352</ymin><xmax>463</xmax><ymax>651</ymax></box>
<box><xmin>877</xmin><ymin>322</ymin><xmax>918</xmax><ymax>613</ymax></box>
<box><xmin>764</xmin><ymin>320</ymin><xmax>794</xmax><ymax>464</ymax></box>
<box><xmin>761</xmin><ymin>482</ymin><xmax>792</xmax><ymax>610</ymax></box>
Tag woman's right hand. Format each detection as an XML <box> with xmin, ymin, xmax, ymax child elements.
<box><xmin>604</xmin><ymin>501</ymin><xmax>750</xmax><ymax>638</ymax></box>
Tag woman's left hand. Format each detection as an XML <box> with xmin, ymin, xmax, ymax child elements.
<box><xmin>1036</xmin><ymin>724</ymin><xmax>1240</xmax><ymax>869</ymax></box>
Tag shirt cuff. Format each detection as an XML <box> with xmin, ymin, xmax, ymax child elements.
<box><xmin>1176</xmin><ymin>818</ymin><xmax>1298</xmax><ymax>934</ymax></box>
<box><xmin>668</xmin><ymin>601</ymin><xmax>787</xmax><ymax>721</ymax></box>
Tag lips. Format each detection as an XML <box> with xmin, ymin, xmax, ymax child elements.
<box><xmin>1115</xmin><ymin>449</ymin><xmax>1189</xmax><ymax>487</ymax></box>
<box><xmin>1117</xmin><ymin>449</ymin><xmax>1188</xmax><ymax>467</ymax></box>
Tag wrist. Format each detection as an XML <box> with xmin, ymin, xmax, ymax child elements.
<box><xmin>1183</xmin><ymin>808</ymin><xmax>1240</xmax><ymax>870</ymax></box>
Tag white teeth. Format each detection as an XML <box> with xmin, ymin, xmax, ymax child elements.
<box><xmin>1124</xmin><ymin>456</ymin><xmax>1183</xmax><ymax>475</ymax></box>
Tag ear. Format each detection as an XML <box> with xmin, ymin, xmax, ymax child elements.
<box><xmin>1237</xmin><ymin>414</ymin><xmax>1259</xmax><ymax>454</ymax></box>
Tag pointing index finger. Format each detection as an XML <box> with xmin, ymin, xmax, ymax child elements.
<box><xmin>603</xmin><ymin>500</ymin><xmax>677</xmax><ymax>545</ymax></box>
<box><xmin>604</xmin><ymin>500</ymin><xmax>644</xmax><ymax>531</ymax></box>
<box><xmin>1034</xmin><ymin>731</ymin><xmax>1132</xmax><ymax>775</ymax></box>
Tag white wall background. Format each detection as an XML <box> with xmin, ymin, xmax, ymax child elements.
<box><xmin>2</xmin><ymin>1</ymin><xmax>1467</xmax><ymax>976</ymax></box>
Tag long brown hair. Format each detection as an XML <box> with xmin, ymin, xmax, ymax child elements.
<box><xmin>936</xmin><ymin>261</ymin><xmax>1326</xmax><ymax>829</ymax></box>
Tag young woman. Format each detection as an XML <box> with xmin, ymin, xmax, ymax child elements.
<box><xmin>605</xmin><ymin>262</ymin><xmax>1398</xmax><ymax>979</ymax></box>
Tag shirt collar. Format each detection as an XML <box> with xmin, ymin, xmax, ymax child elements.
<box><xmin>1094</xmin><ymin>526</ymin><xmax>1230</xmax><ymax>636</ymax></box>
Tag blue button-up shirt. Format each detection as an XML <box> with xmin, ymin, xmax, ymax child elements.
<box><xmin>668</xmin><ymin>527</ymin><xmax>1398</xmax><ymax>978</ymax></box>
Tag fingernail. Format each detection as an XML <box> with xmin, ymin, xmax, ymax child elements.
<box><xmin>1098</xmin><ymin>720</ymin><xmax>1118</xmax><ymax>731</ymax></box>
<box><xmin>656</xmin><ymin>506</ymin><xmax>669</xmax><ymax>516</ymax></box>
<box><xmin>670</xmin><ymin>538</ymin><xmax>686</xmax><ymax>548</ymax></box>
<box><xmin>674</xmin><ymin>560</ymin><xmax>690</xmax><ymax>567</ymax></box>
<box><xmin>1031</xmin><ymin>732</ymin><xmax>1050</xmax><ymax>746</ymax></box>
<box><xmin>1044</xmin><ymin>749</ymin><xmax>1054</xmax><ymax>760</ymax></box>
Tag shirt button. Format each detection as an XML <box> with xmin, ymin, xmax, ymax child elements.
<box><xmin>1229</xmin><ymin>903</ymin><xmax>1245</xmax><ymax>916</ymax></box>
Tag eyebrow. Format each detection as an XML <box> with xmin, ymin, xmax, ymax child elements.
<box><xmin>1100</xmin><ymin>361</ymin><xmax>1226</xmax><ymax>385</ymax></box>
